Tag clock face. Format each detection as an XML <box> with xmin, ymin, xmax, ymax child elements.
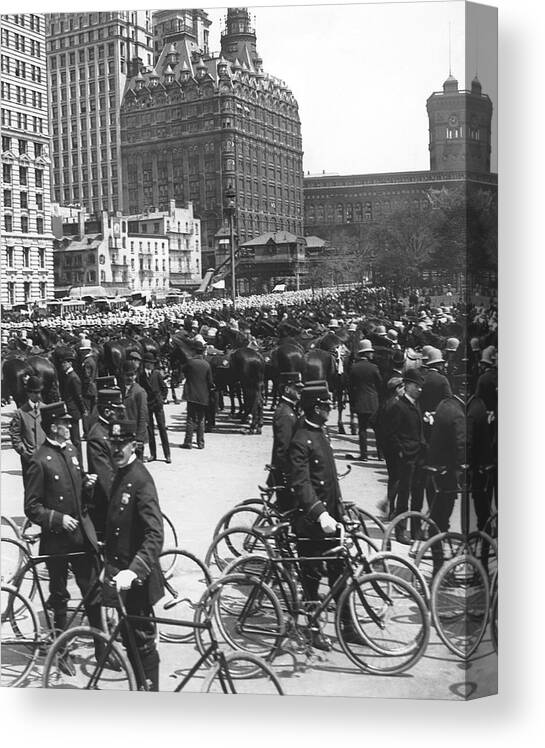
<box><xmin>448</xmin><ymin>114</ymin><xmax>458</xmax><ymax>126</ymax></box>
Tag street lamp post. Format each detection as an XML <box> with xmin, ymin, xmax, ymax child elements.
<box><xmin>224</xmin><ymin>184</ymin><xmax>236</xmax><ymax>309</ymax></box>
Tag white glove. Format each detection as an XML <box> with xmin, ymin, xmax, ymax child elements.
<box><xmin>318</xmin><ymin>512</ymin><xmax>337</xmax><ymax>535</ymax></box>
<box><xmin>113</xmin><ymin>569</ymin><xmax>137</xmax><ymax>591</ymax></box>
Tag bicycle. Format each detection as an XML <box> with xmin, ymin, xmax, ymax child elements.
<box><xmin>203</xmin><ymin>523</ymin><xmax>430</xmax><ymax>675</ymax></box>
<box><xmin>42</xmin><ymin>584</ymin><xmax>284</xmax><ymax>694</ymax></box>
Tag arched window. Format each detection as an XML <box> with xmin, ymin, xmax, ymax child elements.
<box><xmin>346</xmin><ymin>203</ymin><xmax>353</xmax><ymax>223</ymax></box>
<box><xmin>336</xmin><ymin>203</ymin><xmax>343</xmax><ymax>222</ymax></box>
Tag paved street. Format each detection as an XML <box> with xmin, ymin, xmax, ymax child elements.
<box><xmin>1</xmin><ymin>395</ymin><xmax>497</xmax><ymax>698</ymax></box>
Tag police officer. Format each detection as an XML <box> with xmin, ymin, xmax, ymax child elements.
<box><xmin>267</xmin><ymin>371</ymin><xmax>304</xmax><ymax>511</ymax></box>
<box><xmin>104</xmin><ymin>419</ymin><xmax>164</xmax><ymax>691</ymax></box>
<box><xmin>123</xmin><ymin>360</ymin><xmax>148</xmax><ymax>460</ymax></box>
<box><xmin>289</xmin><ymin>382</ymin><xmax>364</xmax><ymax>650</ymax></box>
<box><xmin>86</xmin><ymin>388</ymin><xmax>124</xmax><ymax>538</ymax></box>
<box><xmin>24</xmin><ymin>401</ymin><xmax>102</xmax><ymax>675</ymax></box>
<box><xmin>348</xmin><ymin>339</ymin><xmax>383</xmax><ymax>461</ymax></box>
<box><xmin>58</xmin><ymin>348</ymin><xmax>86</xmax><ymax>455</ymax></box>
<box><xmin>78</xmin><ymin>338</ymin><xmax>97</xmax><ymax>431</ymax></box>
<box><xmin>9</xmin><ymin>375</ymin><xmax>46</xmax><ymax>489</ymax></box>
<box><xmin>181</xmin><ymin>338</ymin><xmax>215</xmax><ymax>450</ymax></box>
<box><xmin>139</xmin><ymin>352</ymin><xmax>170</xmax><ymax>464</ymax></box>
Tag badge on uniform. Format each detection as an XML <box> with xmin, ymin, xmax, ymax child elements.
<box><xmin>121</xmin><ymin>493</ymin><xmax>130</xmax><ymax>505</ymax></box>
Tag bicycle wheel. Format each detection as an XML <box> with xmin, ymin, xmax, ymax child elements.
<box><xmin>1</xmin><ymin>538</ymin><xmax>38</xmax><ymax>605</ymax></box>
<box><xmin>212</xmin><ymin>505</ymin><xmax>274</xmax><ymax>541</ymax></box>
<box><xmin>344</xmin><ymin>504</ymin><xmax>386</xmax><ymax>543</ymax></box>
<box><xmin>209</xmin><ymin>573</ymin><xmax>285</xmax><ymax>663</ymax></box>
<box><xmin>336</xmin><ymin>572</ymin><xmax>430</xmax><ymax>675</ymax></box>
<box><xmin>156</xmin><ymin>549</ymin><xmax>212</xmax><ymax>643</ymax></box>
<box><xmin>1</xmin><ymin>584</ymin><xmax>40</xmax><ymax>687</ymax></box>
<box><xmin>382</xmin><ymin>511</ymin><xmax>441</xmax><ymax>555</ymax></box>
<box><xmin>430</xmin><ymin>554</ymin><xmax>490</xmax><ymax>660</ymax></box>
<box><xmin>467</xmin><ymin>530</ymin><xmax>498</xmax><ymax>581</ymax></box>
<box><xmin>20</xmin><ymin>518</ymin><xmax>49</xmax><ymax>581</ymax></box>
<box><xmin>1</xmin><ymin>514</ymin><xmax>22</xmax><ymax>541</ymax></box>
<box><xmin>204</xmin><ymin>526</ymin><xmax>274</xmax><ymax>576</ymax></box>
<box><xmin>366</xmin><ymin>551</ymin><xmax>430</xmax><ymax>606</ymax></box>
<box><xmin>42</xmin><ymin>626</ymin><xmax>136</xmax><ymax>690</ymax></box>
<box><xmin>160</xmin><ymin>513</ymin><xmax>179</xmax><ymax>576</ymax></box>
<box><xmin>489</xmin><ymin>573</ymin><xmax>498</xmax><ymax>653</ymax></box>
<box><xmin>222</xmin><ymin>554</ymin><xmax>298</xmax><ymax>617</ymax></box>
<box><xmin>413</xmin><ymin>531</ymin><xmax>466</xmax><ymax>588</ymax></box>
<box><xmin>202</xmin><ymin>651</ymin><xmax>284</xmax><ymax>695</ymax></box>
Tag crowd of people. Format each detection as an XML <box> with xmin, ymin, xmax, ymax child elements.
<box><xmin>3</xmin><ymin>283</ymin><xmax>498</xmax><ymax>681</ymax></box>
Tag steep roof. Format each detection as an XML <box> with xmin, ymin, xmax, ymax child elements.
<box><xmin>240</xmin><ymin>231</ymin><xmax>299</xmax><ymax>247</ymax></box>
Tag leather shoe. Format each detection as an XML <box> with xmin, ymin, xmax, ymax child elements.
<box><xmin>180</xmin><ymin>444</ymin><xmax>192</xmax><ymax>449</ymax></box>
<box><xmin>57</xmin><ymin>650</ymin><xmax>76</xmax><ymax>677</ymax></box>
<box><xmin>197</xmin><ymin>444</ymin><xmax>205</xmax><ymax>450</ymax></box>
<box><xmin>165</xmin><ymin>457</ymin><xmax>172</xmax><ymax>464</ymax></box>
<box><xmin>308</xmin><ymin>629</ymin><xmax>332</xmax><ymax>652</ymax></box>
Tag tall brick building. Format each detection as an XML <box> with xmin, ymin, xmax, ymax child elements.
<box><xmin>303</xmin><ymin>74</ymin><xmax>497</xmax><ymax>265</ymax></box>
<box><xmin>1</xmin><ymin>13</ymin><xmax>54</xmax><ymax>307</ymax></box>
<box><xmin>120</xmin><ymin>7</ymin><xmax>304</xmax><ymax>272</ymax></box>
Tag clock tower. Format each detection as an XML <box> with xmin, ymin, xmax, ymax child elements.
<box><xmin>426</xmin><ymin>73</ymin><xmax>493</xmax><ymax>173</ymax></box>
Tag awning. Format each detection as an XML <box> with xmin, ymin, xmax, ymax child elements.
<box><xmin>272</xmin><ymin>283</ymin><xmax>286</xmax><ymax>292</ymax></box>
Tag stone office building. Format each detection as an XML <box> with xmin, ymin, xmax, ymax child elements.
<box><xmin>46</xmin><ymin>11</ymin><xmax>154</xmax><ymax>216</ymax></box>
<box><xmin>120</xmin><ymin>7</ymin><xmax>304</xmax><ymax>273</ymax></box>
<box><xmin>1</xmin><ymin>12</ymin><xmax>54</xmax><ymax>308</ymax></box>
<box><xmin>303</xmin><ymin>74</ymin><xmax>497</xmax><ymax>264</ymax></box>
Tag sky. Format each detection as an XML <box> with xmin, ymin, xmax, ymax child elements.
<box><xmin>5</xmin><ymin>0</ymin><xmax>497</xmax><ymax>175</ymax></box>
<box><xmin>203</xmin><ymin>1</ymin><xmax>498</xmax><ymax>175</ymax></box>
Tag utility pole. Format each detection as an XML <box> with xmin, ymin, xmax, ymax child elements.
<box><xmin>224</xmin><ymin>183</ymin><xmax>237</xmax><ymax>309</ymax></box>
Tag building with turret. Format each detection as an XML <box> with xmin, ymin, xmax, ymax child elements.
<box><xmin>120</xmin><ymin>7</ymin><xmax>304</xmax><ymax>281</ymax></box>
<box><xmin>304</xmin><ymin>73</ymin><xmax>497</xmax><ymax>277</ymax></box>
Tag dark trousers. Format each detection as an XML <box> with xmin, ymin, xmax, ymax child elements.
<box><xmin>383</xmin><ymin>448</ymin><xmax>400</xmax><ymax>517</ymax></box>
<box><xmin>45</xmin><ymin>551</ymin><xmax>101</xmax><ymax>632</ymax></box>
<box><xmin>206</xmin><ymin>391</ymin><xmax>218</xmax><ymax>431</ymax></box>
<box><xmin>356</xmin><ymin>412</ymin><xmax>379</xmax><ymax>459</ymax></box>
<box><xmin>472</xmin><ymin>468</ymin><xmax>493</xmax><ymax>531</ymax></box>
<box><xmin>120</xmin><ymin>594</ymin><xmax>159</xmax><ymax>691</ymax></box>
<box><xmin>395</xmin><ymin>453</ymin><xmax>426</xmax><ymax>533</ymax></box>
<box><xmin>147</xmin><ymin>407</ymin><xmax>170</xmax><ymax>460</ymax></box>
<box><xmin>184</xmin><ymin>402</ymin><xmax>206</xmax><ymax>447</ymax></box>
<box><xmin>69</xmin><ymin>419</ymin><xmax>82</xmax><ymax>457</ymax></box>
<box><xmin>429</xmin><ymin>471</ymin><xmax>458</xmax><ymax>570</ymax></box>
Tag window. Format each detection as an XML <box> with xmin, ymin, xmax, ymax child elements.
<box><xmin>24</xmin><ymin>282</ymin><xmax>31</xmax><ymax>301</ymax></box>
<box><xmin>20</xmin><ymin>192</ymin><xmax>28</xmax><ymax>209</ymax></box>
<box><xmin>4</xmin><ymin>215</ymin><xmax>12</xmax><ymax>232</ymax></box>
<box><xmin>40</xmin><ymin>282</ymin><xmax>46</xmax><ymax>299</ymax></box>
<box><xmin>2</xmin><ymin>135</ymin><xmax>10</xmax><ymax>152</ymax></box>
<box><xmin>39</xmin><ymin>248</ymin><xmax>46</xmax><ymax>268</ymax></box>
<box><xmin>21</xmin><ymin>216</ymin><xmax>29</xmax><ymax>233</ymax></box>
<box><xmin>35</xmin><ymin>170</ymin><xmax>43</xmax><ymax>188</ymax></box>
<box><xmin>19</xmin><ymin>167</ymin><xmax>28</xmax><ymax>186</ymax></box>
<box><xmin>23</xmin><ymin>247</ymin><xmax>30</xmax><ymax>267</ymax></box>
<box><xmin>7</xmin><ymin>282</ymin><xmax>15</xmax><ymax>305</ymax></box>
<box><xmin>4</xmin><ymin>189</ymin><xmax>12</xmax><ymax>207</ymax></box>
<box><xmin>37</xmin><ymin>218</ymin><xmax>44</xmax><ymax>233</ymax></box>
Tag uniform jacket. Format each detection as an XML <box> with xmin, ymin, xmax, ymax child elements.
<box><xmin>80</xmin><ymin>354</ymin><xmax>98</xmax><ymax>399</ymax></box>
<box><xmin>428</xmin><ymin>395</ymin><xmax>465</xmax><ymax>470</ymax></box>
<box><xmin>124</xmin><ymin>381</ymin><xmax>148</xmax><ymax>443</ymax></box>
<box><xmin>387</xmin><ymin>395</ymin><xmax>426</xmax><ymax>459</ymax></box>
<box><xmin>104</xmin><ymin>458</ymin><xmax>164</xmax><ymax>606</ymax></box>
<box><xmin>289</xmin><ymin>421</ymin><xmax>343</xmax><ymax>536</ymax></box>
<box><xmin>269</xmin><ymin>398</ymin><xmax>299</xmax><ymax>482</ymax></box>
<box><xmin>467</xmin><ymin>395</ymin><xmax>495</xmax><ymax>467</ymax></box>
<box><xmin>475</xmin><ymin>367</ymin><xmax>498</xmax><ymax>414</ymax></box>
<box><xmin>348</xmin><ymin>358</ymin><xmax>382</xmax><ymax>414</ymax></box>
<box><xmin>61</xmin><ymin>368</ymin><xmax>86</xmax><ymax>419</ymax></box>
<box><xmin>24</xmin><ymin>440</ymin><xmax>98</xmax><ymax>555</ymax></box>
<box><xmin>420</xmin><ymin>367</ymin><xmax>452</xmax><ymax>414</ymax></box>
<box><xmin>139</xmin><ymin>368</ymin><xmax>168</xmax><ymax>411</ymax></box>
<box><xmin>182</xmin><ymin>356</ymin><xmax>214</xmax><ymax>406</ymax></box>
<box><xmin>9</xmin><ymin>402</ymin><xmax>46</xmax><ymax>462</ymax></box>
<box><xmin>86</xmin><ymin>417</ymin><xmax>115</xmax><ymax>525</ymax></box>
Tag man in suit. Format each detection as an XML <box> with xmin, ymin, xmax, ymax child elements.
<box><xmin>86</xmin><ymin>388</ymin><xmax>124</xmax><ymax>539</ymax></box>
<box><xmin>267</xmin><ymin>371</ymin><xmax>304</xmax><ymax>511</ymax></box>
<box><xmin>387</xmin><ymin>368</ymin><xmax>427</xmax><ymax>543</ymax></box>
<box><xmin>24</xmin><ymin>401</ymin><xmax>102</xmax><ymax>675</ymax></box>
<box><xmin>420</xmin><ymin>347</ymin><xmax>452</xmax><ymax>442</ymax></box>
<box><xmin>59</xmin><ymin>348</ymin><xmax>86</xmax><ymax>455</ymax></box>
<box><xmin>9</xmin><ymin>375</ymin><xmax>46</xmax><ymax>489</ymax></box>
<box><xmin>123</xmin><ymin>360</ymin><xmax>148</xmax><ymax>461</ymax></box>
<box><xmin>375</xmin><ymin>376</ymin><xmax>405</xmax><ymax>519</ymax></box>
<box><xmin>181</xmin><ymin>339</ymin><xmax>215</xmax><ymax>450</ymax></box>
<box><xmin>104</xmin><ymin>419</ymin><xmax>164</xmax><ymax>691</ymax></box>
<box><xmin>139</xmin><ymin>352</ymin><xmax>170</xmax><ymax>463</ymax></box>
<box><xmin>78</xmin><ymin>339</ymin><xmax>97</xmax><ymax>432</ymax></box>
<box><xmin>289</xmin><ymin>382</ymin><xmax>365</xmax><ymax>650</ymax></box>
<box><xmin>348</xmin><ymin>339</ymin><xmax>383</xmax><ymax>461</ymax></box>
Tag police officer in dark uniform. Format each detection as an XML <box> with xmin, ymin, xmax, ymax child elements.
<box><xmin>104</xmin><ymin>419</ymin><xmax>164</xmax><ymax>691</ymax></box>
<box><xmin>58</xmin><ymin>348</ymin><xmax>86</xmax><ymax>456</ymax></box>
<box><xmin>289</xmin><ymin>382</ymin><xmax>364</xmax><ymax>650</ymax></box>
<box><xmin>139</xmin><ymin>352</ymin><xmax>170</xmax><ymax>463</ymax></box>
<box><xmin>267</xmin><ymin>371</ymin><xmax>304</xmax><ymax>511</ymax></box>
<box><xmin>123</xmin><ymin>360</ymin><xmax>148</xmax><ymax>461</ymax></box>
<box><xmin>86</xmin><ymin>388</ymin><xmax>124</xmax><ymax>538</ymax></box>
<box><xmin>24</xmin><ymin>401</ymin><xmax>102</xmax><ymax>675</ymax></box>
<box><xmin>78</xmin><ymin>339</ymin><xmax>98</xmax><ymax>433</ymax></box>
